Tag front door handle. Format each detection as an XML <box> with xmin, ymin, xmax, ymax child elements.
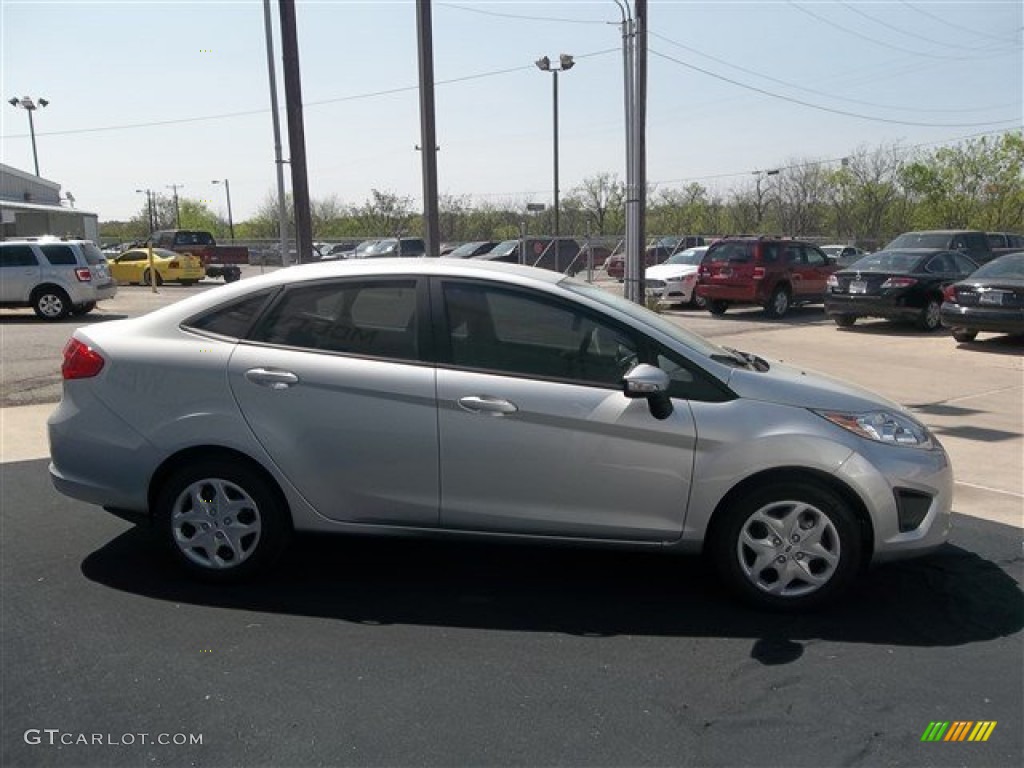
<box><xmin>245</xmin><ymin>368</ymin><xmax>299</xmax><ymax>390</ymax></box>
<box><xmin>458</xmin><ymin>395</ymin><xmax>518</xmax><ymax>415</ymax></box>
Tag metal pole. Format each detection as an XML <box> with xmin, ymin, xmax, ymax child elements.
<box><xmin>224</xmin><ymin>180</ymin><xmax>235</xmax><ymax>241</ymax></box>
<box><xmin>553</xmin><ymin>69</ymin><xmax>560</xmax><ymax>240</ymax></box>
<box><xmin>148</xmin><ymin>191</ymin><xmax>155</xmax><ymax>233</ymax></box>
<box><xmin>279</xmin><ymin>0</ymin><xmax>314</xmax><ymax>264</ymax></box>
<box><xmin>263</xmin><ymin>0</ymin><xmax>288</xmax><ymax>270</ymax></box>
<box><xmin>26</xmin><ymin>108</ymin><xmax>39</xmax><ymax>177</ymax></box>
<box><xmin>416</xmin><ymin>0</ymin><xmax>441</xmax><ymax>257</ymax></box>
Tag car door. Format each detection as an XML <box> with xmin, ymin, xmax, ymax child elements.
<box><xmin>432</xmin><ymin>277</ymin><xmax>697</xmax><ymax>542</ymax></box>
<box><xmin>111</xmin><ymin>251</ymin><xmax>146</xmax><ymax>283</ymax></box>
<box><xmin>0</xmin><ymin>244</ymin><xmax>41</xmax><ymax>302</ymax></box>
<box><xmin>786</xmin><ymin>245</ymin><xmax>830</xmax><ymax>299</ymax></box>
<box><xmin>227</xmin><ymin>276</ymin><xmax>440</xmax><ymax>526</ymax></box>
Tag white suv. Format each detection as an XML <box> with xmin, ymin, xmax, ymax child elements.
<box><xmin>0</xmin><ymin>238</ymin><xmax>117</xmax><ymax>320</ymax></box>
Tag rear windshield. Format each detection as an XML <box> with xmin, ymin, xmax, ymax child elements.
<box><xmin>972</xmin><ymin>252</ymin><xmax>1024</xmax><ymax>279</ymax></box>
<box><xmin>489</xmin><ymin>240</ymin><xmax>520</xmax><ymax>258</ymax></box>
<box><xmin>81</xmin><ymin>243</ymin><xmax>107</xmax><ymax>265</ymax></box>
<box><xmin>886</xmin><ymin>233</ymin><xmax>950</xmax><ymax>249</ymax></box>
<box><xmin>706</xmin><ymin>242</ymin><xmax>752</xmax><ymax>263</ymax></box>
<box><xmin>173</xmin><ymin>232</ymin><xmax>216</xmax><ymax>246</ymax></box>
<box><xmin>847</xmin><ymin>250</ymin><xmax>922</xmax><ymax>273</ymax></box>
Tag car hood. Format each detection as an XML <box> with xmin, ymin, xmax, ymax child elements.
<box><xmin>727</xmin><ymin>359</ymin><xmax>905</xmax><ymax>414</ymax></box>
<box><xmin>645</xmin><ymin>263</ymin><xmax>698</xmax><ymax>279</ymax></box>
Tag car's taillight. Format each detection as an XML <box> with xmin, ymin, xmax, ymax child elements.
<box><xmin>881</xmin><ymin>277</ymin><xmax>917</xmax><ymax>289</ymax></box>
<box><xmin>827</xmin><ymin>275</ymin><xmax>839</xmax><ymax>288</ymax></box>
<box><xmin>75</xmin><ymin>267</ymin><xmax>92</xmax><ymax>282</ymax></box>
<box><xmin>62</xmin><ymin>338</ymin><xmax>105</xmax><ymax>379</ymax></box>
<box><xmin>942</xmin><ymin>284</ymin><xmax>957</xmax><ymax>302</ymax></box>
<box><xmin>752</xmin><ymin>266</ymin><xmax>765</xmax><ymax>279</ymax></box>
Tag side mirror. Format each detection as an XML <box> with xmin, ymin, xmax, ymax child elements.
<box><xmin>622</xmin><ymin>364</ymin><xmax>673</xmax><ymax>420</ymax></box>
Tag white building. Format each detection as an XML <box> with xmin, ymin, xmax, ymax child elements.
<box><xmin>0</xmin><ymin>163</ymin><xmax>99</xmax><ymax>242</ymax></box>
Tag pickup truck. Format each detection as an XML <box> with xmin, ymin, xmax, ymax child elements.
<box><xmin>986</xmin><ymin>232</ymin><xmax>1024</xmax><ymax>258</ymax></box>
<box><xmin>148</xmin><ymin>230</ymin><xmax>248</xmax><ymax>282</ymax></box>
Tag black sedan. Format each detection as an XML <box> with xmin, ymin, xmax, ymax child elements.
<box><xmin>940</xmin><ymin>251</ymin><xmax>1024</xmax><ymax>342</ymax></box>
<box><xmin>825</xmin><ymin>249</ymin><xmax>978</xmax><ymax>331</ymax></box>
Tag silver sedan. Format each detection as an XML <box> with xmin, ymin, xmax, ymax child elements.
<box><xmin>48</xmin><ymin>259</ymin><xmax>953</xmax><ymax>610</ymax></box>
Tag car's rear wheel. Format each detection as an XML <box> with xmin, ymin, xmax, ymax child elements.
<box><xmin>154</xmin><ymin>460</ymin><xmax>291</xmax><ymax>582</ymax></box>
<box><xmin>142</xmin><ymin>269</ymin><xmax>164</xmax><ymax>287</ymax></box>
<box><xmin>764</xmin><ymin>286</ymin><xmax>791</xmax><ymax>319</ymax></box>
<box><xmin>833</xmin><ymin>314</ymin><xmax>857</xmax><ymax>328</ymax></box>
<box><xmin>951</xmin><ymin>328</ymin><xmax>978</xmax><ymax>342</ymax></box>
<box><xmin>917</xmin><ymin>298</ymin><xmax>941</xmax><ymax>331</ymax></box>
<box><xmin>31</xmin><ymin>286</ymin><xmax>71</xmax><ymax>321</ymax></box>
<box><xmin>711</xmin><ymin>481</ymin><xmax>863</xmax><ymax>611</ymax></box>
<box><xmin>708</xmin><ymin>300</ymin><xmax>729</xmax><ymax>316</ymax></box>
<box><xmin>223</xmin><ymin>268</ymin><xmax>241</xmax><ymax>283</ymax></box>
<box><xmin>690</xmin><ymin>293</ymin><xmax>707</xmax><ymax>309</ymax></box>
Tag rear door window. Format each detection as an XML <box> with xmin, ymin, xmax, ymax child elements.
<box><xmin>0</xmin><ymin>245</ymin><xmax>39</xmax><ymax>267</ymax></box>
<box><xmin>40</xmin><ymin>244</ymin><xmax>78</xmax><ymax>265</ymax></box>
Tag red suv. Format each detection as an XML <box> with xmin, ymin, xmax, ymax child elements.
<box><xmin>696</xmin><ymin>237</ymin><xmax>838</xmax><ymax>318</ymax></box>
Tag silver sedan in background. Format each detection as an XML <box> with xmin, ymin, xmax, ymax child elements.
<box><xmin>48</xmin><ymin>259</ymin><xmax>952</xmax><ymax>610</ymax></box>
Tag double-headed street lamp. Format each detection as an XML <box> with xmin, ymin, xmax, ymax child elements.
<box><xmin>212</xmin><ymin>179</ymin><xmax>235</xmax><ymax>241</ymax></box>
<box><xmin>8</xmin><ymin>96</ymin><xmax>49</xmax><ymax>177</ymax></box>
<box><xmin>535</xmin><ymin>54</ymin><xmax>574</xmax><ymax>239</ymax></box>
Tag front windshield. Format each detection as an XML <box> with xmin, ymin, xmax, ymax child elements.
<box><xmin>822</xmin><ymin>246</ymin><xmax>842</xmax><ymax>257</ymax></box>
<box><xmin>489</xmin><ymin>240</ymin><xmax>519</xmax><ymax>258</ymax></box>
<box><xmin>663</xmin><ymin>247</ymin><xmax>706</xmax><ymax>266</ymax></box>
<box><xmin>449</xmin><ymin>241</ymin><xmax>486</xmax><ymax>258</ymax></box>
<box><xmin>562</xmin><ymin>279</ymin><xmax>728</xmax><ymax>360</ymax></box>
<box><xmin>847</xmin><ymin>250</ymin><xmax>922</xmax><ymax>272</ymax></box>
<box><xmin>972</xmin><ymin>252</ymin><xmax>1024</xmax><ymax>278</ymax></box>
<box><xmin>355</xmin><ymin>240</ymin><xmax>377</xmax><ymax>255</ymax></box>
<box><xmin>366</xmin><ymin>239</ymin><xmax>397</xmax><ymax>256</ymax></box>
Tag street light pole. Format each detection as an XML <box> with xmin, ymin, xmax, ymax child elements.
<box><xmin>212</xmin><ymin>179</ymin><xmax>235</xmax><ymax>241</ymax></box>
<box><xmin>535</xmin><ymin>54</ymin><xmax>574</xmax><ymax>239</ymax></box>
<box><xmin>8</xmin><ymin>96</ymin><xmax>49</xmax><ymax>177</ymax></box>
<box><xmin>136</xmin><ymin>189</ymin><xmax>156</xmax><ymax>234</ymax></box>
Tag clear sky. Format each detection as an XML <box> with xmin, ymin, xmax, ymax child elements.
<box><xmin>1</xmin><ymin>0</ymin><xmax>1021</xmax><ymax>224</ymax></box>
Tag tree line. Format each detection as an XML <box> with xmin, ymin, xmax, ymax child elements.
<box><xmin>101</xmin><ymin>131</ymin><xmax>1023</xmax><ymax>248</ymax></box>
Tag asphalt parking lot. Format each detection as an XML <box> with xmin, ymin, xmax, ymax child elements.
<box><xmin>1</xmin><ymin>267</ymin><xmax>1022</xmax><ymax>767</ymax></box>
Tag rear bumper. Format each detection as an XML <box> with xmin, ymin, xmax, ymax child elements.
<box><xmin>825</xmin><ymin>294</ymin><xmax>921</xmax><ymax>321</ymax></box>
<box><xmin>940</xmin><ymin>303</ymin><xmax>1024</xmax><ymax>334</ymax></box>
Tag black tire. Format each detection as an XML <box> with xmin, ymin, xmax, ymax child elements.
<box><xmin>690</xmin><ymin>293</ymin><xmax>707</xmax><ymax>310</ymax></box>
<box><xmin>708</xmin><ymin>300</ymin><xmax>729</xmax><ymax>316</ymax></box>
<box><xmin>31</xmin><ymin>286</ymin><xmax>71</xmax><ymax>321</ymax></box>
<box><xmin>223</xmin><ymin>268</ymin><xmax>241</xmax><ymax>283</ymax></box>
<box><xmin>833</xmin><ymin>314</ymin><xmax>856</xmax><ymax>328</ymax></box>
<box><xmin>952</xmin><ymin>328</ymin><xmax>978</xmax><ymax>343</ymax></box>
<box><xmin>710</xmin><ymin>480</ymin><xmax>863</xmax><ymax>611</ymax></box>
<box><xmin>142</xmin><ymin>269</ymin><xmax>163</xmax><ymax>287</ymax></box>
<box><xmin>154</xmin><ymin>459</ymin><xmax>291</xmax><ymax>582</ymax></box>
<box><xmin>916</xmin><ymin>298</ymin><xmax>941</xmax><ymax>331</ymax></box>
<box><xmin>70</xmin><ymin>301</ymin><xmax>97</xmax><ymax>317</ymax></box>
<box><xmin>764</xmin><ymin>286</ymin><xmax>791</xmax><ymax>319</ymax></box>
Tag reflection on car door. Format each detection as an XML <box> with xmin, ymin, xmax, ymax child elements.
<box><xmin>227</xmin><ymin>277</ymin><xmax>440</xmax><ymax>526</ymax></box>
<box><xmin>433</xmin><ymin>278</ymin><xmax>696</xmax><ymax>541</ymax></box>
<box><xmin>0</xmin><ymin>244</ymin><xmax>41</xmax><ymax>302</ymax></box>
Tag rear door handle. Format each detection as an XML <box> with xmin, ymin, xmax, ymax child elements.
<box><xmin>458</xmin><ymin>396</ymin><xmax>518</xmax><ymax>415</ymax></box>
<box><xmin>245</xmin><ymin>368</ymin><xmax>299</xmax><ymax>390</ymax></box>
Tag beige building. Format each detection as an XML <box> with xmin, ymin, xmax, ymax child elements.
<box><xmin>1</xmin><ymin>163</ymin><xmax>99</xmax><ymax>242</ymax></box>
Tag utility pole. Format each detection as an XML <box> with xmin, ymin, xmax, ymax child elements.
<box><xmin>417</xmin><ymin>0</ymin><xmax>441</xmax><ymax>257</ymax></box>
<box><xmin>263</xmin><ymin>0</ymin><xmax>289</xmax><ymax>269</ymax></box>
<box><xmin>166</xmin><ymin>183</ymin><xmax>183</xmax><ymax>229</ymax></box>
<box><xmin>278</xmin><ymin>0</ymin><xmax>314</xmax><ymax>264</ymax></box>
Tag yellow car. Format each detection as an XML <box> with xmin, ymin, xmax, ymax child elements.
<box><xmin>107</xmin><ymin>248</ymin><xmax>205</xmax><ymax>286</ymax></box>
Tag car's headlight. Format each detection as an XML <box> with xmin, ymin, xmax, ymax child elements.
<box><xmin>814</xmin><ymin>409</ymin><xmax>933</xmax><ymax>448</ymax></box>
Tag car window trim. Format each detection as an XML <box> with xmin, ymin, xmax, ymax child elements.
<box><xmin>180</xmin><ymin>287</ymin><xmax>282</xmax><ymax>342</ymax></box>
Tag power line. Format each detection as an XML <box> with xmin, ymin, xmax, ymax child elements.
<box><xmin>899</xmin><ymin>0</ymin><xmax>1021</xmax><ymax>45</ymax></box>
<box><xmin>788</xmin><ymin>1</ymin><xmax>1018</xmax><ymax>61</ymax></box>
<box><xmin>648</xmin><ymin>31</ymin><xmax>1016</xmax><ymax>116</ymax></box>
<box><xmin>839</xmin><ymin>0</ymin><xmax>1020</xmax><ymax>53</ymax></box>
<box><xmin>439</xmin><ymin>2</ymin><xmax>612</xmax><ymax>25</ymax></box>
<box><xmin>650</xmin><ymin>48</ymin><xmax>1021</xmax><ymax>128</ymax></box>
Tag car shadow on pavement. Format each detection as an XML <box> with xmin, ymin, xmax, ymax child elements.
<box><xmin>81</xmin><ymin>515</ymin><xmax>1023</xmax><ymax>651</ymax></box>
<box><xmin>0</xmin><ymin>313</ymin><xmax>130</xmax><ymax>324</ymax></box>
<box><xmin>951</xmin><ymin>335</ymin><xmax>1024</xmax><ymax>355</ymax></box>
<box><xmin>676</xmin><ymin>307</ymin><xmax>831</xmax><ymax>325</ymax></box>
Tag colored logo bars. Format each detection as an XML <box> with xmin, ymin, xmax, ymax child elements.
<box><xmin>921</xmin><ymin>721</ymin><xmax>997</xmax><ymax>742</ymax></box>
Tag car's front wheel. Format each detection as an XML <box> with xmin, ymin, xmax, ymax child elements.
<box><xmin>764</xmin><ymin>286</ymin><xmax>791</xmax><ymax>319</ymax></box>
<box><xmin>711</xmin><ymin>481</ymin><xmax>863</xmax><ymax>611</ymax></box>
<box><xmin>154</xmin><ymin>459</ymin><xmax>291</xmax><ymax>582</ymax></box>
<box><xmin>707</xmin><ymin>299</ymin><xmax>728</xmax><ymax>316</ymax></box>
